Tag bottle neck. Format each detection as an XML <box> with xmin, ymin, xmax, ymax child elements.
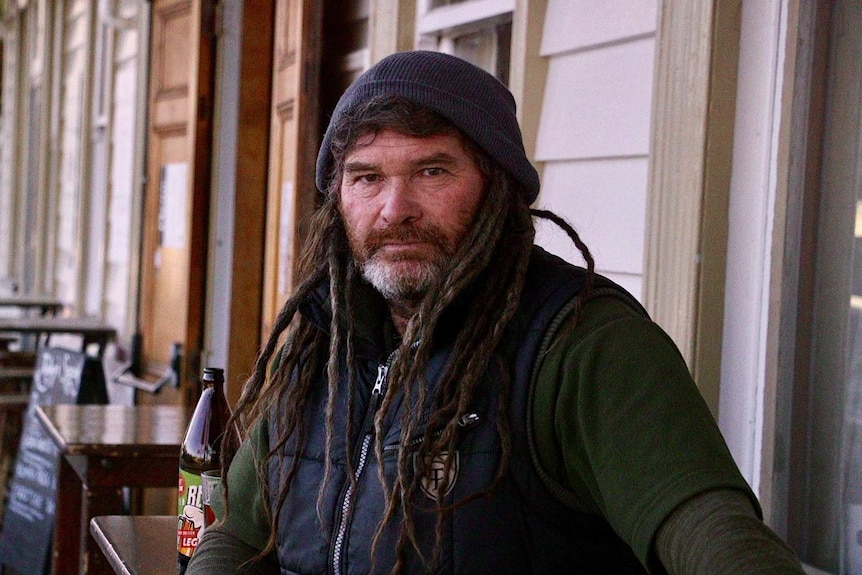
<box><xmin>201</xmin><ymin>378</ymin><xmax>222</xmax><ymax>391</ymax></box>
<box><xmin>201</xmin><ymin>379</ymin><xmax>227</xmax><ymax>404</ymax></box>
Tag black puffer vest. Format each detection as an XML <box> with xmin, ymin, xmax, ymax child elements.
<box><xmin>268</xmin><ymin>247</ymin><xmax>648</xmax><ymax>574</ymax></box>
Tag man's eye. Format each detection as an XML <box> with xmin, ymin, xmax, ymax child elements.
<box><xmin>423</xmin><ymin>167</ymin><xmax>445</xmax><ymax>177</ymax></box>
<box><xmin>357</xmin><ymin>174</ymin><xmax>379</xmax><ymax>183</ymax></box>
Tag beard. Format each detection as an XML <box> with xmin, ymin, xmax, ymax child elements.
<box><xmin>348</xmin><ymin>224</ymin><xmax>458</xmax><ymax>302</ymax></box>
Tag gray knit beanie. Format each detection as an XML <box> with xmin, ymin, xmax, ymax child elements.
<box><xmin>316</xmin><ymin>50</ymin><xmax>540</xmax><ymax>204</ymax></box>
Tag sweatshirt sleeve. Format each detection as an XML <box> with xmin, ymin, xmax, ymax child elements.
<box><xmin>531</xmin><ymin>294</ymin><xmax>763</xmax><ymax>567</ymax></box>
<box><xmin>187</xmin><ymin>418</ymin><xmax>276</xmax><ymax>574</ymax></box>
<box><xmin>655</xmin><ymin>488</ymin><xmax>805</xmax><ymax>575</ymax></box>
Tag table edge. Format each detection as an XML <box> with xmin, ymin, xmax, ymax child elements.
<box><xmin>35</xmin><ymin>404</ymin><xmax>188</xmax><ymax>456</ymax></box>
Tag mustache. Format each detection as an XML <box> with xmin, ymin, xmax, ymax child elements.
<box><xmin>364</xmin><ymin>224</ymin><xmax>450</xmax><ymax>253</ymax></box>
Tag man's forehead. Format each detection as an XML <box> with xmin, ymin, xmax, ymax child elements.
<box><xmin>344</xmin><ymin>129</ymin><xmax>470</xmax><ymax>161</ymax></box>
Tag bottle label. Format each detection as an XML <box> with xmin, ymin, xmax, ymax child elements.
<box><xmin>177</xmin><ymin>469</ymin><xmax>205</xmax><ymax>558</ymax></box>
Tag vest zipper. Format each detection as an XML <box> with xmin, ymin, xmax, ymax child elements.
<box><xmin>381</xmin><ymin>412</ymin><xmax>481</xmax><ymax>453</ymax></box>
<box><xmin>331</xmin><ymin>351</ymin><xmax>396</xmax><ymax>575</ymax></box>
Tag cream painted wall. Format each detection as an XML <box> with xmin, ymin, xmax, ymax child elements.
<box><xmin>533</xmin><ymin>0</ymin><xmax>658</xmax><ymax>300</ymax></box>
<box><xmin>205</xmin><ymin>0</ymin><xmax>242</xmax><ymax>375</ymax></box>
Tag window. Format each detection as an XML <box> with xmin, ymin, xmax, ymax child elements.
<box><xmin>789</xmin><ymin>2</ymin><xmax>862</xmax><ymax>572</ymax></box>
<box><xmin>415</xmin><ymin>0</ymin><xmax>513</xmax><ymax>85</ymax></box>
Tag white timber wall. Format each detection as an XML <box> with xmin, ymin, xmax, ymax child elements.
<box><xmin>533</xmin><ymin>0</ymin><xmax>658</xmax><ymax>301</ymax></box>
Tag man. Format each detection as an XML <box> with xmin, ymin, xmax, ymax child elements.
<box><xmin>189</xmin><ymin>51</ymin><xmax>804</xmax><ymax>574</ymax></box>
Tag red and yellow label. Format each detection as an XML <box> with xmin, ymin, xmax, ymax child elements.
<box><xmin>177</xmin><ymin>469</ymin><xmax>205</xmax><ymax>558</ymax></box>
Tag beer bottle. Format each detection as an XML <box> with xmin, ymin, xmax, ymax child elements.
<box><xmin>177</xmin><ymin>367</ymin><xmax>234</xmax><ymax>574</ymax></box>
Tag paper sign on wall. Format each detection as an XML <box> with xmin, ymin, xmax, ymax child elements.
<box><xmin>158</xmin><ymin>163</ymin><xmax>189</xmax><ymax>249</ymax></box>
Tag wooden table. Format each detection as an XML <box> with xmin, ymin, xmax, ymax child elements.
<box><xmin>0</xmin><ymin>316</ymin><xmax>116</xmax><ymax>357</ymax></box>
<box><xmin>90</xmin><ymin>516</ymin><xmax>177</xmax><ymax>575</ymax></box>
<box><xmin>0</xmin><ymin>295</ymin><xmax>64</xmax><ymax>316</ymax></box>
<box><xmin>36</xmin><ymin>404</ymin><xmax>189</xmax><ymax>575</ymax></box>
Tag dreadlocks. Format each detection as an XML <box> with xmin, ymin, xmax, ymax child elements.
<box><xmin>221</xmin><ymin>96</ymin><xmax>595</xmax><ymax>574</ymax></box>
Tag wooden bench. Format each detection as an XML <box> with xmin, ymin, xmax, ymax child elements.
<box><xmin>0</xmin><ymin>349</ymin><xmax>37</xmax><ymax>367</ymax></box>
<box><xmin>0</xmin><ymin>393</ymin><xmax>28</xmax><ymax>456</ymax></box>
<box><xmin>0</xmin><ymin>367</ymin><xmax>33</xmax><ymax>395</ymax></box>
<box><xmin>0</xmin><ymin>367</ymin><xmax>34</xmax><ymax>380</ymax></box>
<box><xmin>0</xmin><ymin>393</ymin><xmax>29</xmax><ymax>530</ymax></box>
<box><xmin>0</xmin><ymin>335</ymin><xmax>16</xmax><ymax>352</ymax></box>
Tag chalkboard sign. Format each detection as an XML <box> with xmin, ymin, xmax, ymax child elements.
<box><xmin>0</xmin><ymin>347</ymin><xmax>107</xmax><ymax>575</ymax></box>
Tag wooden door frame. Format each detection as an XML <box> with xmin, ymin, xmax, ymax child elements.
<box><xmin>643</xmin><ymin>0</ymin><xmax>742</xmax><ymax>417</ymax></box>
<box><xmin>182</xmin><ymin>0</ymin><xmax>216</xmax><ymax>400</ymax></box>
<box><xmin>219</xmin><ymin>0</ymin><xmax>274</xmax><ymax>406</ymax></box>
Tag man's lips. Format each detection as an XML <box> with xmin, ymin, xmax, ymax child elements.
<box><xmin>362</xmin><ymin>225</ymin><xmax>449</xmax><ymax>260</ymax></box>
<box><xmin>378</xmin><ymin>240</ymin><xmax>425</xmax><ymax>248</ymax></box>
<box><xmin>373</xmin><ymin>242</ymin><xmax>431</xmax><ymax>256</ymax></box>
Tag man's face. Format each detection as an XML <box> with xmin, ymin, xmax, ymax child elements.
<box><xmin>339</xmin><ymin>129</ymin><xmax>486</xmax><ymax>302</ymax></box>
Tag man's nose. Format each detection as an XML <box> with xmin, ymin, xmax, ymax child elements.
<box><xmin>380</xmin><ymin>178</ymin><xmax>421</xmax><ymax>225</ymax></box>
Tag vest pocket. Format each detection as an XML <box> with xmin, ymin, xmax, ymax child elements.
<box><xmin>380</xmin><ymin>411</ymin><xmax>482</xmax><ymax>456</ymax></box>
